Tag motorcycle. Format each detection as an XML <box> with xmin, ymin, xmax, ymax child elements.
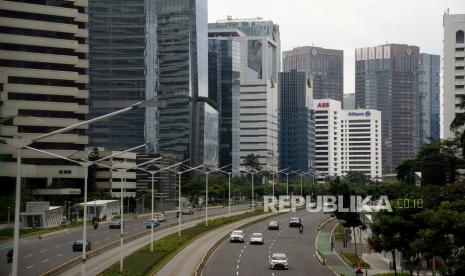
<box><xmin>299</xmin><ymin>225</ymin><xmax>304</xmax><ymax>233</ymax></box>
<box><xmin>93</xmin><ymin>222</ymin><xmax>99</xmax><ymax>230</ymax></box>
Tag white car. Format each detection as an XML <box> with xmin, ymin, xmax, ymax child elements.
<box><xmin>229</xmin><ymin>230</ymin><xmax>245</xmax><ymax>243</ymax></box>
<box><xmin>249</xmin><ymin>232</ymin><xmax>264</xmax><ymax>244</ymax></box>
<box><xmin>269</xmin><ymin>253</ymin><xmax>289</xmax><ymax>270</ymax></box>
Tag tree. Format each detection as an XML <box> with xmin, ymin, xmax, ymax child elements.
<box><xmin>87</xmin><ymin>147</ymin><xmax>100</xmax><ymax>194</ymax></box>
<box><xmin>242</xmin><ymin>154</ymin><xmax>261</xmax><ymax>171</ymax></box>
<box><xmin>343</xmin><ymin>171</ymin><xmax>372</xmax><ymax>186</ymax></box>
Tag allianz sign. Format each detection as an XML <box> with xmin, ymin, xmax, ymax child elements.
<box><xmin>348</xmin><ymin>111</ymin><xmax>371</xmax><ymax>117</ymax></box>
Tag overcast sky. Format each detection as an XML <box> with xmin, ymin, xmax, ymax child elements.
<box><xmin>209</xmin><ymin>0</ymin><xmax>465</xmax><ymax>94</ymax></box>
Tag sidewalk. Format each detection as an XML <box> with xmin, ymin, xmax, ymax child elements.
<box><xmin>317</xmin><ymin>219</ymin><xmax>356</xmax><ymax>276</ymax></box>
<box><xmin>155</xmin><ymin>212</ymin><xmax>275</xmax><ymax>276</ymax></box>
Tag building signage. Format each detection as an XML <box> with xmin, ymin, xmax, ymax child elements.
<box><xmin>348</xmin><ymin>111</ymin><xmax>371</xmax><ymax>117</ymax></box>
<box><xmin>317</xmin><ymin>102</ymin><xmax>330</xmax><ymax>108</ymax></box>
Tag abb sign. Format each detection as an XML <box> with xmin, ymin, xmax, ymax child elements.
<box><xmin>317</xmin><ymin>102</ymin><xmax>330</xmax><ymax>108</ymax></box>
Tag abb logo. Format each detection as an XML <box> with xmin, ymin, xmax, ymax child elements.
<box><xmin>317</xmin><ymin>102</ymin><xmax>330</xmax><ymax>108</ymax></box>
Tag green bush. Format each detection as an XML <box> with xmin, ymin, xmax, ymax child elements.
<box><xmin>342</xmin><ymin>252</ymin><xmax>371</xmax><ymax>269</ymax></box>
<box><xmin>101</xmin><ymin>209</ymin><xmax>264</xmax><ymax>276</ymax></box>
<box><xmin>334</xmin><ymin>224</ymin><xmax>344</xmax><ymax>241</ymax></box>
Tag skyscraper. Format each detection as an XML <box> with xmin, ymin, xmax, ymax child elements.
<box><xmin>88</xmin><ymin>0</ymin><xmax>158</xmax><ymax>152</ymax></box>
<box><xmin>209</xmin><ymin>18</ymin><xmax>280</xmax><ymax>170</ymax></box>
<box><xmin>283</xmin><ymin>46</ymin><xmax>344</xmax><ymax>102</ymax></box>
<box><xmin>442</xmin><ymin>11</ymin><xmax>465</xmax><ymax>139</ymax></box>
<box><xmin>343</xmin><ymin>93</ymin><xmax>356</xmax><ymax>109</ymax></box>
<box><xmin>355</xmin><ymin>44</ymin><xmax>420</xmax><ymax>174</ymax></box>
<box><xmin>208</xmin><ymin>30</ymin><xmax>242</xmax><ymax>169</ymax></box>
<box><xmin>278</xmin><ymin>70</ymin><xmax>315</xmax><ymax>173</ymax></box>
<box><xmin>0</xmin><ymin>0</ymin><xmax>89</xmax><ymax>189</ymax></box>
<box><xmin>156</xmin><ymin>0</ymin><xmax>217</xmax><ymax>166</ymax></box>
<box><xmin>419</xmin><ymin>53</ymin><xmax>440</xmax><ymax>144</ymax></box>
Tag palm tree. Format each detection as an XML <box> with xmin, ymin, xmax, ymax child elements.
<box><xmin>242</xmin><ymin>154</ymin><xmax>261</xmax><ymax>171</ymax></box>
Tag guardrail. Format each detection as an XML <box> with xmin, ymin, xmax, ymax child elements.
<box><xmin>40</xmin><ymin>208</ymin><xmax>249</xmax><ymax>276</ymax></box>
<box><xmin>38</xmin><ymin>229</ymin><xmax>69</xmax><ymax>240</ymax></box>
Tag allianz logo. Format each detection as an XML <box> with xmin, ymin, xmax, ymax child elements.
<box><xmin>348</xmin><ymin>111</ymin><xmax>371</xmax><ymax>117</ymax></box>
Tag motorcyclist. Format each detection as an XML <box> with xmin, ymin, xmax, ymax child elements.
<box><xmin>299</xmin><ymin>224</ymin><xmax>304</xmax><ymax>233</ymax></box>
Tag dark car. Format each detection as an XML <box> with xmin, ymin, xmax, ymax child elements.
<box><xmin>289</xmin><ymin>217</ymin><xmax>302</xmax><ymax>227</ymax></box>
<box><xmin>6</xmin><ymin>249</ymin><xmax>12</xmax><ymax>263</ymax></box>
<box><xmin>72</xmin><ymin>241</ymin><xmax>91</xmax><ymax>252</ymax></box>
<box><xmin>268</xmin><ymin>221</ymin><xmax>279</xmax><ymax>230</ymax></box>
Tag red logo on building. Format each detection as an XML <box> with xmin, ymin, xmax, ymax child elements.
<box><xmin>317</xmin><ymin>102</ymin><xmax>330</xmax><ymax>108</ymax></box>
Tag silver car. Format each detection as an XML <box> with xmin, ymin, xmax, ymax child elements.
<box><xmin>249</xmin><ymin>232</ymin><xmax>264</xmax><ymax>244</ymax></box>
<box><xmin>269</xmin><ymin>253</ymin><xmax>289</xmax><ymax>270</ymax></box>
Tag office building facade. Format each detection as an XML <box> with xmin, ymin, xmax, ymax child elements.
<box><xmin>419</xmin><ymin>53</ymin><xmax>440</xmax><ymax>144</ymax></box>
<box><xmin>208</xmin><ymin>32</ymin><xmax>241</xmax><ymax>169</ymax></box>
<box><xmin>283</xmin><ymin>46</ymin><xmax>343</xmax><ymax>102</ymax></box>
<box><xmin>209</xmin><ymin>18</ymin><xmax>280</xmax><ymax>170</ymax></box>
<box><xmin>313</xmin><ymin>99</ymin><xmax>382</xmax><ymax>182</ymax></box>
<box><xmin>0</xmin><ymin>0</ymin><xmax>89</xmax><ymax>190</ymax></box>
<box><xmin>343</xmin><ymin>93</ymin><xmax>356</xmax><ymax>109</ymax></box>
<box><xmin>88</xmin><ymin>0</ymin><xmax>157</xmax><ymax>153</ymax></box>
<box><xmin>355</xmin><ymin>44</ymin><xmax>420</xmax><ymax>174</ymax></box>
<box><xmin>443</xmin><ymin>12</ymin><xmax>465</xmax><ymax>139</ymax></box>
<box><xmin>156</xmin><ymin>0</ymin><xmax>217</xmax><ymax>167</ymax></box>
<box><xmin>278</xmin><ymin>70</ymin><xmax>315</xmax><ymax>173</ymax></box>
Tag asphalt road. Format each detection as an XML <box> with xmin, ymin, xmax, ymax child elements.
<box><xmin>203</xmin><ymin>209</ymin><xmax>334</xmax><ymax>276</ymax></box>
<box><xmin>0</xmin><ymin>205</ymin><xmax>249</xmax><ymax>276</ymax></box>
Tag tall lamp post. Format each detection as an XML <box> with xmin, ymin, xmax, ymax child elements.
<box><xmin>138</xmin><ymin>160</ymin><xmax>188</xmax><ymax>251</ymax></box>
<box><xmin>269</xmin><ymin>168</ymin><xmax>289</xmax><ymax>198</ymax></box>
<box><xmin>166</xmin><ymin>164</ymin><xmax>202</xmax><ymax>236</ymax></box>
<box><xmin>1</xmin><ymin>101</ymin><xmax>145</xmax><ymax>276</ymax></box>
<box><xmin>215</xmin><ymin>167</ymin><xmax>240</xmax><ymax>216</ymax></box>
<box><xmin>238</xmin><ymin>168</ymin><xmax>266</xmax><ymax>211</ymax></box>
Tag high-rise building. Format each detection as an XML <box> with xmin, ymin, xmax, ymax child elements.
<box><xmin>278</xmin><ymin>70</ymin><xmax>315</xmax><ymax>173</ymax></box>
<box><xmin>156</xmin><ymin>0</ymin><xmax>217</xmax><ymax>167</ymax></box>
<box><xmin>88</xmin><ymin>0</ymin><xmax>158</xmax><ymax>153</ymax></box>
<box><xmin>209</xmin><ymin>18</ymin><xmax>280</xmax><ymax>170</ymax></box>
<box><xmin>208</xmin><ymin>31</ymin><xmax>241</xmax><ymax>169</ymax></box>
<box><xmin>443</xmin><ymin>11</ymin><xmax>465</xmax><ymax>139</ymax></box>
<box><xmin>313</xmin><ymin>99</ymin><xmax>382</xmax><ymax>182</ymax></box>
<box><xmin>355</xmin><ymin>44</ymin><xmax>420</xmax><ymax>174</ymax></box>
<box><xmin>343</xmin><ymin>93</ymin><xmax>356</xmax><ymax>109</ymax></box>
<box><xmin>0</xmin><ymin>1</ymin><xmax>89</xmax><ymax>191</ymax></box>
<box><xmin>419</xmin><ymin>53</ymin><xmax>440</xmax><ymax>144</ymax></box>
<box><xmin>283</xmin><ymin>46</ymin><xmax>344</xmax><ymax>102</ymax></box>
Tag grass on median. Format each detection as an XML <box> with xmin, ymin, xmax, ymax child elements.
<box><xmin>334</xmin><ymin>224</ymin><xmax>344</xmax><ymax>241</ymax></box>
<box><xmin>342</xmin><ymin>252</ymin><xmax>371</xmax><ymax>269</ymax></box>
<box><xmin>0</xmin><ymin>221</ymin><xmax>83</xmax><ymax>238</ymax></box>
<box><xmin>100</xmin><ymin>209</ymin><xmax>264</xmax><ymax>276</ymax></box>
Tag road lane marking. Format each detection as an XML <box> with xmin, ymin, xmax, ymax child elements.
<box><xmin>25</xmin><ymin>254</ymin><xmax>32</xmax><ymax>258</ymax></box>
<box><xmin>57</xmin><ymin>253</ymin><xmax>63</xmax><ymax>257</ymax></box>
<box><xmin>104</xmin><ymin>231</ymin><xmax>108</xmax><ymax>233</ymax></box>
<box><xmin>40</xmin><ymin>249</ymin><xmax>48</xmax><ymax>253</ymax></box>
<box><xmin>26</xmin><ymin>265</ymin><xmax>34</xmax><ymax>269</ymax></box>
<box><xmin>54</xmin><ymin>244</ymin><xmax>62</xmax><ymax>248</ymax></box>
<box><xmin>41</xmin><ymin>258</ymin><xmax>49</xmax><ymax>263</ymax></box>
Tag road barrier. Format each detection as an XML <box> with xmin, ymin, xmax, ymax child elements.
<box><xmin>38</xmin><ymin>229</ymin><xmax>69</xmax><ymax>240</ymax></box>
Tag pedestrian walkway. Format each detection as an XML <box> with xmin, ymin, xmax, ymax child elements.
<box><xmin>316</xmin><ymin>218</ymin><xmax>356</xmax><ymax>276</ymax></box>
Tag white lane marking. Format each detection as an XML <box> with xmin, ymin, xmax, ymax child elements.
<box><xmin>236</xmin><ymin>272</ymin><xmax>239</xmax><ymax>275</ymax></box>
<box><xmin>40</xmin><ymin>249</ymin><xmax>48</xmax><ymax>253</ymax></box>
<box><xmin>57</xmin><ymin>253</ymin><xmax>63</xmax><ymax>257</ymax></box>
<box><xmin>25</xmin><ymin>254</ymin><xmax>32</xmax><ymax>258</ymax></box>
<box><xmin>239</xmin><ymin>254</ymin><xmax>241</xmax><ymax>258</ymax></box>
<box><xmin>95</xmin><ymin>241</ymin><xmax>100</xmax><ymax>244</ymax></box>
<box><xmin>41</xmin><ymin>258</ymin><xmax>49</xmax><ymax>263</ymax></box>
<box><xmin>26</xmin><ymin>265</ymin><xmax>34</xmax><ymax>269</ymax></box>
<box><xmin>54</xmin><ymin>244</ymin><xmax>62</xmax><ymax>248</ymax></box>
<box><xmin>237</xmin><ymin>265</ymin><xmax>239</xmax><ymax>269</ymax></box>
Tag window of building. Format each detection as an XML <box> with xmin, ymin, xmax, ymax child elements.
<box><xmin>457</xmin><ymin>30</ymin><xmax>465</xmax><ymax>43</ymax></box>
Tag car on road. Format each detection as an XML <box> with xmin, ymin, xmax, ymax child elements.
<box><xmin>268</xmin><ymin>220</ymin><xmax>279</xmax><ymax>230</ymax></box>
<box><xmin>229</xmin><ymin>230</ymin><xmax>245</xmax><ymax>243</ymax></box>
<box><xmin>145</xmin><ymin>218</ymin><xmax>161</xmax><ymax>229</ymax></box>
<box><xmin>289</xmin><ymin>217</ymin><xmax>302</xmax><ymax>227</ymax></box>
<box><xmin>154</xmin><ymin>213</ymin><xmax>166</xmax><ymax>222</ymax></box>
<box><xmin>182</xmin><ymin>207</ymin><xmax>194</xmax><ymax>215</ymax></box>
<box><xmin>72</xmin><ymin>241</ymin><xmax>91</xmax><ymax>252</ymax></box>
<box><xmin>109</xmin><ymin>220</ymin><xmax>124</xmax><ymax>229</ymax></box>
<box><xmin>269</xmin><ymin>253</ymin><xmax>289</xmax><ymax>270</ymax></box>
<box><xmin>249</xmin><ymin>232</ymin><xmax>264</xmax><ymax>244</ymax></box>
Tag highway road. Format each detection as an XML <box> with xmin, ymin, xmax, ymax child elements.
<box><xmin>203</xmin><ymin>209</ymin><xmax>334</xmax><ymax>276</ymax></box>
<box><xmin>0</xmin><ymin>205</ymin><xmax>249</xmax><ymax>276</ymax></box>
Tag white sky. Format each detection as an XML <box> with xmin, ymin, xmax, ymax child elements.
<box><xmin>209</xmin><ymin>0</ymin><xmax>465</xmax><ymax>94</ymax></box>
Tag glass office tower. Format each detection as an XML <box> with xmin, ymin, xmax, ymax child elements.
<box><xmin>278</xmin><ymin>70</ymin><xmax>315</xmax><ymax>173</ymax></box>
<box><xmin>156</xmin><ymin>0</ymin><xmax>215</xmax><ymax>166</ymax></box>
<box><xmin>419</xmin><ymin>53</ymin><xmax>440</xmax><ymax>144</ymax></box>
<box><xmin>88</xmin><ymin>0</ymin><xmax>158</xmax><ymax>153</ymax></box>
<box><xmin>208</xmin><ymin>37</ymin><xmax>241</xmax><ymax>169</ymax></box>
<box><xmin>355</xmin><ymin>44</ymin><xmax>420</xmax><ymax>174</ymax></box>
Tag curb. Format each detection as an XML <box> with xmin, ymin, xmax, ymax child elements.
<box><xmin>38</xmin><ymin>229</ymin><xmax>69</xmax><ymax>240</ymax></box>
<box><xmin>193</xmin><ymin>211</ymin><xmax>293</xmax><ymax>276</ymax></box>
<box><xmin>317</xmin><ymin>216</ymin><xmax>335</xmax><ymax>231</ymax></box>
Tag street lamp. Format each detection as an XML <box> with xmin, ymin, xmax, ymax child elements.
<box><xmin>269</xmin><ymin>168</ymin><xmax>289</xmax><ymax>198</ymax></box>
<box><xmin>294</xmin><ymin>171</ymin><xmax>314</xmax><ymax>197</ymax></box>
<box><xmin>1</xmin><ymin>101</ymin><xmax>145</xmax><ymax>276</ymax></box>
<box><xmin>166</xmin><ymin>163</ymin><xmax>202</xmax><ymax>236</ymax></box>
<box><xmin>237</xmin><ymin>168</ymin><xmax>266</xmax><ymax>211</ymax></box>
<box><xmin>25</xmin><ymin>143</ymin><xmax>147</xmax><ymax>262</ymax></box>
<box><xmin>215</xmin><ymin>167</ymin><xmax>240</xmax><ymax>216</ymax></box>
<box><xmin>137</xmin><ymin>160</ymin><xmax>187</xmax><ymax>251</ymax></box>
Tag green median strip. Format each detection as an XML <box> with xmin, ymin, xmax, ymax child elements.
<box><xmin>342</xmin><ymin>252</ymin><xmax>370</xmax><ymax>269</ymax></box>
<box><xmin>99</xmin><ymin>209</ymin><xmax>265</xmax><ymax>276</ymax></box>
